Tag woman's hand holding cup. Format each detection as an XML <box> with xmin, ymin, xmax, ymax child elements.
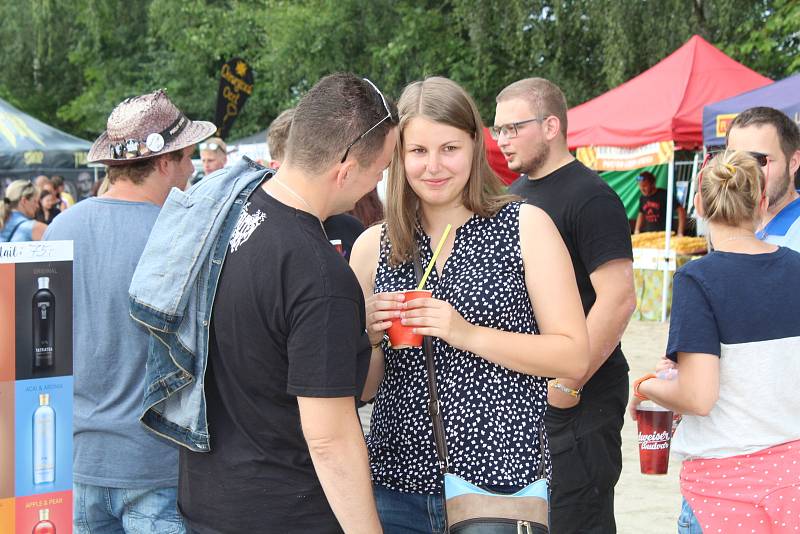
<box><xmin>366</xmin><ymin>292</ymin><xmax>406</xmax><ymax>346</ymax></box>
<box><xmin>400</xmin><ymin>296</ymin><xmax>472</xmax><ymax>350</ymax></box>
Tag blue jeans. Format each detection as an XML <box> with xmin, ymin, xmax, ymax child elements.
<box><xmin>677</xmin><ymin>498</ymin><xmax>703</xmax><ymax>534</ymax></box>
<box><xmin>374</xmin><ymin>485</ymin><xmax>446</xmax><ymax>534</ymax></box>
<box><xmin>74</xmin><ymin>482</ymin><xmax>186</xmax><ymax>534</ymax></box>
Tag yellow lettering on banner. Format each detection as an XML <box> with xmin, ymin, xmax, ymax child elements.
<box><xmin>24</xmin><ymin>151</ymin><xmax>44</xmax><ymax>165</ymax></box>
<box><xmin>715</xmin><ymin>113</ymin><xmax>738</xmax><ymax>138</ymax></box>
<box><xmin>74</xmin><ymin>151</ymin><xmax>88</xmax><ymax>166</ymax></box>
<box><xmin>220</xmin><ymin>64</ymin><xmax>253</xmax><ymax>96</ymax></box>
<box><xmin>0</xmin><ymin>112</ymin><xmax>46</xmax><ymax>147</ymax></box>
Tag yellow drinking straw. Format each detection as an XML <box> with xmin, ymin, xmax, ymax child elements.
<box><xmin>417</xmin><ymin>224</ymin><xmax>452</xmax><ymax>290</ymax></box>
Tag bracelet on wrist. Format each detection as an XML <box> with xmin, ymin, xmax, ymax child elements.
<box><xmin>552</xmin><ymin>380</ymin><xmax>582</xmax><ymax>398</ymax></box>
<box><xmin>633</xmin><ymin>373</ymin><xmax>657</xmax><ymax>400</ymax></box>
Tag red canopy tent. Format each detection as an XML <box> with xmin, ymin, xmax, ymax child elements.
<box><xmin>567</xmin><ymin>35</ymin><xmax>771</xmax><ymax>151</ymax></box>
<box><xmin>567</xmin><ymin>35</ymin><xmax>770</xmax><ymax>322</ymax></box>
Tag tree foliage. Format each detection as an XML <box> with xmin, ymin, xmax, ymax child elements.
<box><xmin>0</xmin><ymin>0</ymin><xmax>796</xmax><ymax>141</ymax></box>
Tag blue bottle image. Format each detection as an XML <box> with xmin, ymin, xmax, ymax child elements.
<box><xmin>33</xmin><ymin>393</ymin><xmax>55</xmax><ymax>484</ymax></box>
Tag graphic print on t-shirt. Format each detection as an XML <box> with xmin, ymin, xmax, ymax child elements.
<box><xmin>642</xmin><ymin>199</ymin><xmax>663</xmax><ymax>223</ymax></box>
<box><xmin>229</xmin><ymin>201</ymin><xmax>266</xmax><ymax>253</ymax></box>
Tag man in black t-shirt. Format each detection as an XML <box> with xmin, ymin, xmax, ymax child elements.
<box><xmin>178</xmin><ymin>74</ymin><xmax>398</xmax><ymax>534</ymax></box>
<box><xmin>495</xmin><ymin>79</ymin><xmax>635</xmax><ymax>533</ymax></box>
<box><xmin>634</xmin><ymin>170</ymin><xmax>686</xmax><ymax>235</ymax></box>
<box><xmin>267</xmin><ymin>107</ymin><xmax>365</xmax><ymax>260</ymax></box>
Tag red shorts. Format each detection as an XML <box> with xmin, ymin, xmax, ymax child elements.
<box><xmin>680</xmin><ymin>439</ymin><xmax>800</xmax><ymax>532</ymax></box>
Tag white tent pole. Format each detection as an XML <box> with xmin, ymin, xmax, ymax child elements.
<box><xmin>661</xmin><ymin>155</ymin><xmax>675</xmax><ymax>322</ymax></box>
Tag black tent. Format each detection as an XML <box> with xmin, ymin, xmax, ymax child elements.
<box><xmin>0</xmin><ymin>97</ymin><xmax>95</xmax><ymax>200</ymax></box>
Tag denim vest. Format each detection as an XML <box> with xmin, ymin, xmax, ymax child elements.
<box><xmin>129</xmin><ymin>157</ymin><xmax>273</xmax><ymax>451</ymax></box>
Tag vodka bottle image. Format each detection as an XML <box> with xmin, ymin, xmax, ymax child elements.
<box><xmin>32</xmin><ymin>508</ymin><xmax>56</xmax><ymax>534</ymax></box>
<box><xmin>32</xmin><ymin>277</ymin><xmax>55</xmax><ymax>370</ymax></box>
<box><xmin>33</xmin><ymin>393</ymin><xmax>55</xmax><ymax>484</ymax></box>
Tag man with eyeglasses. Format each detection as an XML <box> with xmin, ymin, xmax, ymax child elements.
<box><xmin>495</xmin><ymin>78</ymin><xmax>635</xmax><ymax>533</ymax></box>
<box><xmin>267</xmin><ymin>107</ymin><xmax>366</xmax><ymax>260</ymax></box>
<box><xmin>178</xmin><ymin>73</ymin><xmax>397</xmax><ymax>533</ymax></box>
<box><xmin>725</xmin><ymin>106</ymin><xmax>800</xmax><ymax>252</ymax></box>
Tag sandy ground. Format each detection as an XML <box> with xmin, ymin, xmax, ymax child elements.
<box><xmin>615</xmin><ymin>319</ymin><xmax>681</xmax><ymax>533</ymax></box>
<box><xmin>359</xmin><ymin>319</ymin><xmax>681</xmax><ymax>533</ymax></box>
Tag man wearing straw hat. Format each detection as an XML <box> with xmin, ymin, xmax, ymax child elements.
<box><xmin>45</xmin><ymin>89</ymin><xmax>215</xmax><ymax>533</ymax></box>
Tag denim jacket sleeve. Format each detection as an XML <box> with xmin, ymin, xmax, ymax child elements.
<box><xmin>129</xmin><ymin>157</ymin><xmax>273</xmax><ymax>451</ymax></box>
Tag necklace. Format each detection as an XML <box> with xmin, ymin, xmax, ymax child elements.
<box><xmin>271</xmin><ymin>176</ymin><xmax>328</xmax><ymax>239</ymax></box>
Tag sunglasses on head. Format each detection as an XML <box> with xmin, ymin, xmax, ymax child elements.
<box><xmin>340</xmin><ymin>78</ymin><xmax>395</xmax><ymax>164</ymax></box>
<box><xmin>199</xmin><ymin>142</ymin><xmax>224</xmax><ymax>152</ymax></box>
<box><xmin>702</xmin><ymin>149</ymin><xmax>768</xmax><ymax>169</ymax></box>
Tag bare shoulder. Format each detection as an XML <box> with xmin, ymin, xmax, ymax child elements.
<box><xmin>350</xmin><ymin>223</ymin><xmax>383</xmax><ymax>274</ymax></box>
<box><xmin>518</xmin><ymin>203</ymin><xmax>557</xmax><ymax>235</ymax></box>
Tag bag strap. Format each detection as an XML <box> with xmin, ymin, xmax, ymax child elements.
<box><xmin>412</xmin><ymin>254</ymin><xmax>548</xmax><ymax>481</ymax></box>
<box><xmin>4</xmin><ymin>218</ymin><xmax>26</xmax><ymax>242</ymax></box>
<box><xmin>413</xmin><ymin>255</ymin><xmax>450</xmax><ymax>475</ymax></box>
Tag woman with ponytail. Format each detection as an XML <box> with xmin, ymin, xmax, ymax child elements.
<box><xmin>0</xmin><ymin>179</ymin><xmax>47</xmax><ymax>241</ymax></box>
<box><xmin>629</xmin><ymin>150</ymin><xmax>800</xmax><ymax>532</ymax></box>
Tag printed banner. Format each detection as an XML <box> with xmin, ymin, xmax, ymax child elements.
<box><xmin>715</xmin><ymin>113</ymin><xmax>738</xmax><ymax>138</ymax></box>
<box><xmin>0</xmin><ymin>240</ymin><xmax>73</xmax><ymax>533</ymax></box>
<box><xmin>214</xmin><ymin>57</ymin><xmax>254</xmax><ymax>139</ymax></box>
<box><xmin>576</xmin><ymin>141</ymin><xmax>674</xmax><ymax>171</ymax></box>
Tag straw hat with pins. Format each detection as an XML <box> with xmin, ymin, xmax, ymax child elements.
<box><xmin>87</xmin><ymin>89</ymin><xmax>216</xmax><ymax>166</ymax></box>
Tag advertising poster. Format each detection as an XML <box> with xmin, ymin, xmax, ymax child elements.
<box><xmin>1</xmin><ymin>240</ymin><xmax>73</xmax><ymax>533</ymax></box>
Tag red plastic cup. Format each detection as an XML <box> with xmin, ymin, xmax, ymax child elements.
<box><xmin>386</xmin><ymin>290</ymin><xmax>432</xmax><ymax>349</ymax></box>
<box><xmin>329</xmin><ymin>239</ymin><xmax>344</xmax><ymax>255</ymax></box>
<box><xmin>636</xmin><ymin>401</ymin><xmax>673</xmax><ymax>475</ymax></box>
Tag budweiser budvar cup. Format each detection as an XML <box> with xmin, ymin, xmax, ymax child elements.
<box><xmin>386</xmin><ymin>290</ymin><xmax>433</xmax><ymax>349</ymax></box>
<box><xmin>636</xmin><ymin>401</ymin><xmax>673</xmax><ymax>475</ymax></box>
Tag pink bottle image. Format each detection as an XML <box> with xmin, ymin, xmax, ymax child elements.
<box><xmin>32</xmin><ymin>508</ymin><xmax>56</xmax><ymax>534</ymax></box>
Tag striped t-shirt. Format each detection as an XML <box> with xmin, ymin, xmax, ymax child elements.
<box><xmin>666</xmin><ymin>247</ymin><xmax>800</xmax><ymax>459</ymax></box>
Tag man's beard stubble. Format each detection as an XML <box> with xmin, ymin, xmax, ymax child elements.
<box><xmin>517</xmin><ymin>140</ymin><xmax>550</xmax><ymax>177</ymax></box>
<box><xmin>766</xmin><ymin>162</ymin><xmax>792</xmax><ymax>207</ymax></box>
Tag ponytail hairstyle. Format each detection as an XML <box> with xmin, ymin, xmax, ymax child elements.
<box><xmin>699</xmin><ymin>150</ymin><xmax>765</xmax><ymax>230</ymax></box>
<box><xmin>0</xmin><ymin>179</ymin><xmax>37</xmax><ymax>229</ymax></box>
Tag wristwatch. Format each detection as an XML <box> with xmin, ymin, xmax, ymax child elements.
<box><xmin>552</xmin><ymin>380</ymin><xmax>582</xmax><ymax>398</ymax></box>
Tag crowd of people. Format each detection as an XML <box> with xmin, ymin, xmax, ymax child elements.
<box><xmin>1</xmin><ymin>72</ymin><xmax>798</xmax><ymax>534</ymax></box>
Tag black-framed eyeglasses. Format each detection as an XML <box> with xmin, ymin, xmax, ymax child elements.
<box><xmin>489</xmin><ymin>117</ymin><xmax>545</xmax><ymax>140</ymax></box>
<box><xmin>340</xmin><ymin>78</ymin><xmax>394</xmax><ymax>163</ymax></box>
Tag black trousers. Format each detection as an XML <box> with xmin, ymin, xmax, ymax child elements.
<box><xmin>545</xmin><ymin>372</ymin><xmax>628</xmax><ymax>534</ymax></box>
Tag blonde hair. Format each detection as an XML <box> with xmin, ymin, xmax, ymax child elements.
<box><xmin>1</xmin><ymin>179</ymin><xmax>37</xmax><ymax>228</ymax></box>
<box><xmin>386</xmin><ymin>77</ymin><xmax>515</xmax><ymax>266</ymax></box>
<box><xmin>700</xmin><ymin>150</ymin><xmax>765</xmax><ymax>229</ymax></box>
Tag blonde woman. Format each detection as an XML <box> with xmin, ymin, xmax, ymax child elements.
<box><xmin>349</xmin><ymin>77</ymin><xmax>589</xmax><ymax>532</ymax></box>
<box><xmin>1</xmin><ymin>179</ymin><xmax>47</xmax><ymax>241</ymax></box>
<box><xmin>630</xmin><ymin>150</ymin><xmax>800</xmax><ymax>533</ymax></box>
